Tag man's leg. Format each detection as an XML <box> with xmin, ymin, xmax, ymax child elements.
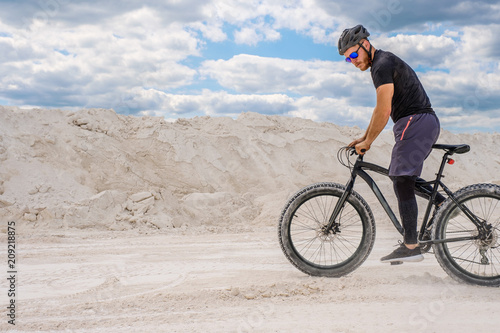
<box><xmin>382</xmin><ymin>113</ymin><xmax>439</xmax><ymax>262</ymax></box>
<box><xmin>393</xmin><ymin>175</ymin><xmax>419</xmax><ymax>246</ymax></box>
<box><xmin>415</xmin><ymin>177</ymin><xmax>446</xmax><ymax>206</ymax></box>
<box><xmin>380</xmin><ymin>175</ymin><xmax>424</xmax><ymax>263</ymax></box>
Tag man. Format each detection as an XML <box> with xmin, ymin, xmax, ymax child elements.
<box><xmin>338</xmin><ymin>25</ymin><xmax>445</xmax><ymax>263</ymax></box>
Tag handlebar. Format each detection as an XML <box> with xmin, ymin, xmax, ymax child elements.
<box><xmin>344</xmin><ymin>146</ymin><xmax>366</xmax><ymax>156</ymax></box>
<box><xmin>337</xmin><ymin>146</ymin><xmax>364</xmax><ymax>170</ymax></box>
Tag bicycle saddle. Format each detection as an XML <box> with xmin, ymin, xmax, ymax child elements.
<box><xmin>432</xmin><ymin>144</ymin><xmax>470</xmax><ymax>154</ymax></box>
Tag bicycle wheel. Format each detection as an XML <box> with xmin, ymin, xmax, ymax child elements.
<box><xmin>278</xmin><ymin>182</ymin><xmax>375</xmax><ymax>277</ymax></box>
<box><xmin>433</xmin><ymin>184</ymin><xmax>500</xmax><ymax>287</ymax></box>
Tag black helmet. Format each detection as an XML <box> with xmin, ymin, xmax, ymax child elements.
<box><xmin>338</xmin><ymin>25</ymin><xmax>370</xmax><ymax>55</ymax></box>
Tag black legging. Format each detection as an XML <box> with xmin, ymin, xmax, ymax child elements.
<box><xmin>391</xmin><ymin>176</ymin><xmax>446</xmax><ymax>244</ymax></box>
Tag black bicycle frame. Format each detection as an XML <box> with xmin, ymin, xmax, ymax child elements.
<box><xmin>326</xmin><ymin>151</ymin><xmax>485</xmax><ymax>245</ymax></box>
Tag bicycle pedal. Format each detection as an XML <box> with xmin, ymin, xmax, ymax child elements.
<box><xmin>390</xmin><ymin>261</ymin><xmax>404</xmax><ymax>265</ymax></box>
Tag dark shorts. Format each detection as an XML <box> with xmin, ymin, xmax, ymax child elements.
<box><xmin>389</xmin><ymin>113</ymin><xmax>440</xmax><ymax>177</ymax></box>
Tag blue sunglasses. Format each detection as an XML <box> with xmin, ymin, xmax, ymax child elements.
<box><xmin>345</xmin><ymin>44</ymin><xmax>362</xmax><ymax>63</ymax></box>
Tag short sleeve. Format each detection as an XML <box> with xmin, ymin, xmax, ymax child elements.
<box><xmin>371</xmin><ymin>56</ymin><xmax>394</xmax><ymax>89</ymax></box>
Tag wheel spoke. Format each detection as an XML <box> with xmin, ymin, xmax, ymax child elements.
<box><xmin>279</xmin><ymin>183</ymin><xmax>375</xmax><ymax>277</ymax></box>
<box><xmin>440</xmin><ymin>191</ymin><xmax>500</xmax><ymax>281</ymax></box>
<box><xmin>289</xmin><ymin>192</ymin><xmax>365</xmax><ymax>267</ymax></box>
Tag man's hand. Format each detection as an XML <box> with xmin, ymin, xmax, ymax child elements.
<box><xmin>354</xmin><ymin>140</ymin><xmax>371</xmax><ymax>155</ymax></box>
<box><xmin>348</xmin><ymin>137</ymin><xmax>370</xmax><ymax>155</ymax></box>
<box><xmin>348</xmin><ymin>137</ymin><xmax>365</xmax><ymax>148</ymax></box>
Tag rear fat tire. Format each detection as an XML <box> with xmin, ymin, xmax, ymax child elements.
<box><xmin>433</xmin><ymin>183</ymin><xmax>500</xmax><ymax>287</ymax></box>
<box><xmin>278</xmin><ymin>182</ymin><xmax>376</xmax><ymax>277</ymax></box>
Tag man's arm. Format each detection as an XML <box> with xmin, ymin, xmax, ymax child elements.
<box><xmin>352</xmin><ymin>83</ymin><xmax>393</xmax><ymax>154</ymax></box>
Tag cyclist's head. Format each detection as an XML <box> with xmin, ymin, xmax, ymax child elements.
<box><xmin>338</xmin><ymin>24</ymin><xmax>370</xmax><ymax>56</ymax></box>
<box><xmin>339</xmin><ymin>25</ymin><xmax>374</xmax><ymax>71</ymax></box>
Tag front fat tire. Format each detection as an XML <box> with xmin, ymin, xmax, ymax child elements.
<box><xmin>433</xmin><ymin>183</ymin><xmax>500</xmax><ymax>287</ymax></box>
<box><xmin>278</xmin><ymin>182</ymin><xmax>375</xmax><ymax>277</ymax></box>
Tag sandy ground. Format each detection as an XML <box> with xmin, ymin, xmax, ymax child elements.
<box><xmin>9</xmin><ymin>222</ymin><xmax>500</xmax><ymax>333</ymax></box>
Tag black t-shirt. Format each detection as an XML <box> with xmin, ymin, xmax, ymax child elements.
<box><xmin>371</xmin><ymin>49</ymin><xmax>434</xmax><ymax>123</ymax></box>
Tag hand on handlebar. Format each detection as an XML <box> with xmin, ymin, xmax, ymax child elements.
<box><xmin>348</xmin><ymin>137</ymin><xmax>364</xmax><ymax>148</ymax></box>
<box><xmin>348</xmin><ymin>138</ymin><xmax>370</xmax><ymax>155</ymax></box>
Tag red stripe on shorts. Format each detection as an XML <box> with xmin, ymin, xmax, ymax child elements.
<box><xmin>400</xmin><ymin>116</ymin><xmax>413</xmax><ymax>140</ymax></box>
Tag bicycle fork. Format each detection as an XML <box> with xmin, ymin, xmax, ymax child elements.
<box><xmin>324</xmin><ymin>174</ymin><xmax>356</xmax><ymax>234</ymax></box>
<box><xmin>325</xmin><ymin>160</ymin><xmax>405</xmax><ymax>236</ymax></box>
<box><xmin>324</xmin><ymin>167</ymin><xmax>406</xmax><ymax>236</ymax></box>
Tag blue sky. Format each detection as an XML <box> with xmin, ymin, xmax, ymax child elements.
<box><xmin>0</xmin><ymin>0</ymin><xmax>499</xmax><ymax>133</ymax></box>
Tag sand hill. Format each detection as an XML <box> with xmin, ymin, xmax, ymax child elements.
<box><xmin>1</xmin><ymin>106</ymin><xmax>499</xmax><ymax>232</ymax></box>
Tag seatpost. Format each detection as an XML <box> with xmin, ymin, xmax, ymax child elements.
<box><xmin>434</xmin><ymin>151</ymin><xmax>485</xmax><ymax>229</ymax></box>
<box><xmin>430</xmin><ymin>152</ymin><xmax>451</xmax><ymax>203</ymax></box>
<box><xmin>437</xmin><ymin>152</ymin><xmax>450</xmax><ymax>177</ymax></box>
<box><xmin>419</xmin><ymin>151</ymin><xmax>452</xmax><ymax>242</ymax></box>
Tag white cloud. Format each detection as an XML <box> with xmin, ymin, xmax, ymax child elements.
<box><xmin>234</xmin><ymin>27</ymin><xmax>262</xmax><ymax>46</ymax></box>
<box><xmin>199</xmin><ymin>0</ymin><xmax>337</xmax><ymax>44</ymax></box>
<box><xmin>263</xmin><ymin>0</ymin><xmax>337</xmax><ymax>43</ymax></box>
<box><xmin>200</xmin><ymin>54</ymin><xmax>373</xmax><ymax>99</ymax></box>
<box><xmin>0</xmin><ymin>6</ymin><xmax>201</xmax><ymax>108</ymax></box>
<box><xmin>134</xmin><ymin>89</ymin><xmax>296</xmax><ymax>117</ymax></box>
<box><xmin>457</xmin><ymin>24</ymin><xmax>500</xmax><ymax>61</ymax></box>
<box><xmin>131</xmin><ymin>88</ymin><xmax>375</xmax><ymax>128</ymax></box>
<box><xmin>0</xmin><ymin>1</ymin><xmax>499</xmax><ymax>132</ymax></box>
<box><xmin>133</xmin><ymin>88</ymin><xmax>500</xmax><ymax>133</ymax></box>
<box><xmin>190</xmin><ymin>20</ymin><xmax>227</xmax><ymax>42</ymax></box>
<box><xmin>439</xmin><ymin>111</ymin><xmax>500</xmax><ymax>132</ymax></box>
<box><xmin>373</xmin><ymin>34</ymin><xmax>456</xmax><ymax>68</ymax></box>
<box><xmin>291</xmin><ymin>96</ymin><xmax>374</xmax><ymax>125</ymax></box>
<box><xmin>0</xmin><ymin>0</ymin><xmax>343</xmax><ymax>110</ymax></box>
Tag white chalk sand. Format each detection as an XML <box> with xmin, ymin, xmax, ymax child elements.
<box><xmin>1</xmin><ymin>106</ymin><xmax>500</xmax><ymax>332</ymax></box>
